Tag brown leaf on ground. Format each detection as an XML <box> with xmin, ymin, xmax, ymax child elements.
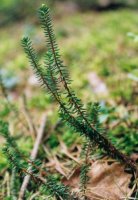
<box><xmin>62</xmin><ymin>161</ymin><xmax>132</xmax><ymax>200</ymax></box>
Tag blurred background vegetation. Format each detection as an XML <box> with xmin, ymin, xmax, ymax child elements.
<box><xmin>0</xmin><ymin>0</ymin><xmax>138</xmax><ymax>188</ymax></box>
<box><xmin>0</xmin><ymin>0</ymin><xmax>138</xmax><ymax>26</ymax></box>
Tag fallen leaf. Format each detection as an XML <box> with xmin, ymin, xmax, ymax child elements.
<box><xmin>63</xmin><ymin>161</ymin><xmax>132</xmax><ymax>200</ymax></box>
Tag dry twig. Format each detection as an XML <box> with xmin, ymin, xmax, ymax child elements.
<box><xmin>18</xmin><ymin>113</ymin><xmax>47</xmax><ymax>200</ymax></box>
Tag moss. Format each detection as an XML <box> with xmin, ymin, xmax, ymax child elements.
<box><xmin>17</xmin><ymin>137</ymin><xmax>33</xmax><ymax>156</ymax></box>
<box><xmin>0</xmin><ymin>150</ymin><xmax>7</xmax><ymax>171</ymax></box>
<box><xmin>62</xmin><ymin>129</ymin><xmax>81</xmax><ymax>147</ymax></box>
<box><xmin>28</xmin><ymin>92</ymin><xmax>51</xmax><ymax>110</ymax></box>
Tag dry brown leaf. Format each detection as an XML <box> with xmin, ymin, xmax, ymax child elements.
<box><xmin>63</xmin><ymin>161</ymin><xmax>132</xmax><ymax>200</ymax></box>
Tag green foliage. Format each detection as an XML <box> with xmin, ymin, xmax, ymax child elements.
<box><xmin>21</xmin><ymin>5</ymin><xmax>95</xmax><ymax>151</ymax></box>
<box><xmin>62</xmin><ymin>129</ymin><xmax>81</xmax><ymax>147</ymax></box>
<box><xmin>79</xmin><ymin>135</ymin><xmax>98</xmax><ymax>199</ymax></box>
<box><xmin>0</xmin><ymin>3</ymin><xmax>138</xmax><ymax>199</ymax></box>
<box><xmin>101</xmin><ymin>104</ymin><xmax>138</xmax><ymax>155</ymax></box>
<box><xmin>87</xmin><ymin>102</ymin><xmax>103</xmax><ymax>133</ymax></box>
<box><xmin>0</xmin><ymin>120</ymin><xmax>71</xmax><ymax>199</ymax></box>
<box><xmin>110</xmin><ymin>125</ymin><xmax>138</xmax><ymax>155</ymax></box>
<box><xmin>28</xmin><ymin>93</ymin><xmax>51</xmax><ymax>110</ymax></box>
<box><xmin>21</xmin><ymin>4</ymin><xmax>137</xmax><ymax>172</ymax></box>
<box><xmin>80</xmin><ymin>163</ymin><xmax>90</xmax><ymax>199</ymax></box>
<box><xmin>47</xmin><ymin>133</ymin><xmax>59</xmax><ymax>149</ymax></box>
<box><xmin>41</xmin><ymin>175</ymin><xmax>71</xmax><ymax>200</ymax></box>
<box><xmin>0</xmin><ymin>100</ymin><xmax>11</xmax><ymax>118</ymax></box>
<box><xmin>0</xmin><ymin>120</ymin><xmax>27</xmax><ymax>172</ymax></box>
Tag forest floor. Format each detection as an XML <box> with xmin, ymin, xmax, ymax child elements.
<box><xmin>0</xmin><ymin>7</ymin><xmax>138</xmax><ymax>199</ymax></box>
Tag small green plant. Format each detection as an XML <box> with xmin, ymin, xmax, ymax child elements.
<box><xmin>21</xmin><ymin>4</ymin><xmax>136</xmax><ymax>172</ymax></box>
<box><xmin>0</xmin><ymin>4</ymin><xmax>137</xmax><ymax>200</ymax></box>
<box><xmin>0</xmin><ymin>120</ymin><xmax>71</xmax><ymax>199</ymax></box>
